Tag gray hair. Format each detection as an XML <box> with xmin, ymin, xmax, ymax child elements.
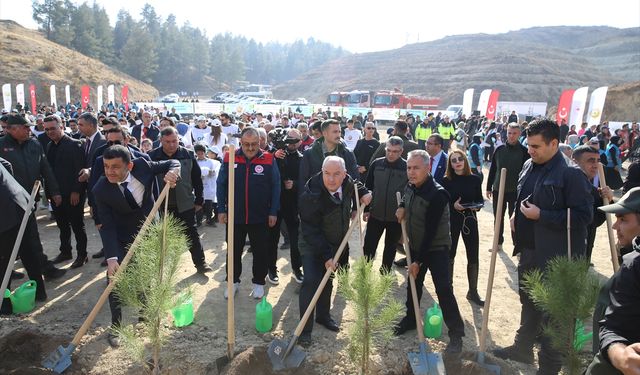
<box><xmin>256</xmin><ymin>127</ymin><xmax>267</xmax><ymax>141</ymax></box>
<box><xmin>296</xmin><ymin>122</ymin><xmax>309</xmax><ymax>130</ymax></box>
<box><xmin>322</xmin><ymin>155</ymin><xmax>346</xmax><ymax>171</ymax></box>
<box><xmin>386</xmin><ymin>136</ymin><xmax>404</xmax><ymax>148</ymax></box>
<box><xmin>240</xmin><ymin>126</ymin><xmax>259</xmax><ymax>139</ymax></box>
<box><xmin>508</xmin><ymin>122</ymin><xmax>521</xmax><ymax>130</ymax></box>
<box><xmin>407</xmin><ymin>149</ymin><xmax>430</xmax><ymax>167</ymax></box>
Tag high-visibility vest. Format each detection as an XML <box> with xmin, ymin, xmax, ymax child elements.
<box><xmin>415</xmin><ymin>125</ymin><xmax>432</xmax><ymax>141</ymax></box>
<box><xmin>438</xmin><ymin>123</ymin><xmax>454</xmax><ymax>139</ymax></box>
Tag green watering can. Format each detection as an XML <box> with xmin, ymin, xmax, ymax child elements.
<box><xmin>171</xmin><ymin>298</ymin><xmax>194</xmax><ymax>327</ymax></box>
<box><xmin>4</xmin><ymin>280</ymin><xmax>37</xmax><ymax>314</ymax></box>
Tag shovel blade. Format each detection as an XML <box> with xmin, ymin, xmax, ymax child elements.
<box><xmin>267</xmin><ymin>338</ymin><xmax>306</xmax><ymax>371</ymax></box>
<box><xmin>476</xmin><ymin>352</ymin><xmax>501</xmax><ymax>374</ymax></box>
<box><xmin>42</xmin><ymin>344</ymin><xmax>75</xmax><ymax>374</ymax></box>
<box><xmin>408</xmin><ymin>342</ymin><xmax>446</xmax><ymax>375</ymax></box>
<box><xmin>407</xmin><ymin>351</ymin><xmax>429</xmax><ymax>375</ymax></box>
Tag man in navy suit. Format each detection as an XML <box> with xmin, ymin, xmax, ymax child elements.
<box><xmin>130</xmin><ymin>111</ymin><xmax>160</xmax><ymax>144</ymax></box>
<box><xmin>92</xmin><ymin>145</ymin><xmax>180</xmax><ymax>347</ymax></box>
<box><xmin>426</xmin><ymin>134</ymin><xmax>448</xmax><ymax>184</ymax></box>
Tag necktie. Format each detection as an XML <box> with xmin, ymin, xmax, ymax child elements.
<box><xmin>85</xmin><ymin>137</ymin><xmax>91</xmax><ymax>156</ymax></box>
<box><xmin>430</xmin><ymin>157</ymin><xmax>434</xmax><ymax>172</ymax></box>
<box><xmin>120</xmin><ymin>182</ymin><xmax>139</xmax><ymax>209</ymax></box>
<box><xmin>142</xmin><ymin>126</ymin><xmax>148</xmax><ymax>139</ymax></box>
<box><xmin>333</xmin><ymin>192</ymin><xmax>341</xmax><ymax>200</ymax></box>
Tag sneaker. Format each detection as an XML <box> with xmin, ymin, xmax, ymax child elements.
<box><xmin>445</xmin><ymin>336</ymin><xmax>463</xmax><ymax>354</ymax></box>
<box><xmin>266</xmin><ymin>270</ymin><xmax>280</xmax><ymax>285</ymax></box>
<box><xmin>293</xmin><ymin>269</ymin><xmax>304</xmax><ymax>284</ymax></box>
<box><xmin>251</xmin><ymin>283</ymin><xmax>265</xmax><ymax>299</ymax></box>
<box><xmin>223</xmin><ymin>282</ymin><xmax>240</xmax><ymax>299</ymax></box>
<box><xmin>493</xmin><ymin>344</ymin><xmax>534</xmax><ymax>365</ymax></box>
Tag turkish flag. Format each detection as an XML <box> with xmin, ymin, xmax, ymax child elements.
<box><xmin>556</xmin><ymin>89</ymin><xmax>575</xmax><ymax>125</ymax></box>
<box><xmin>29</xmin><ymin>84</ymin><xmax>37</xmax><ymax>112</ymax></box>
<box><xmin>81</xmin><ymin>85</ymin><xmax>90</xmax><ymax>110</ymax></box>
<box><xmin>485</xmin><ymin>90</ymin><xmax>500</xmax><ymax>120</ymax></box>
<box><xmin>121</xmin><ymin>85</ymin><xmax>129</xmax><ymax>111</ymax></box>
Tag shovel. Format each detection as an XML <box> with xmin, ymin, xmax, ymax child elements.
<box><xmin>597</xmin><ymin>163</ymin><xmax>620</xmax><ymax>272</ymax></box>
<box><xmin>42</xmin><ymin>183</ymin><xmax>172</xmax><ymax>374</ymax></box>
<box><xmin>475</xmin><ymin>168</ymin><xmax>506</xmax><ymax>375</ymax></box>
<box><xmin>267</xmin><ymin>204</ymin><xmax>363</xmax><ymax>371</ymax></box>
<box><xmin>215</xmin><ymin>145</ymin><xmax>237</xmax><ymax>371</ymax></box>
<box><xmin>397</xmin><ymin>192</ymin><xmax>446</xmax><ymax>375</ymax></box>
<box><xmin>0</xmin><ymin>180</ymin><xmax>41</xmax><ymax>307</ymax></box>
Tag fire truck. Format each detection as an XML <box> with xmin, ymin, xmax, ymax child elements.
<box><xmin>326</xmin><ymin>89</ymin><xmax>441</xmax><ymax>109</ymax></box>
<box><xmin>326</xmin><ymin>91</ymin><xmax>349</xmax><ymax>106</ymax></box>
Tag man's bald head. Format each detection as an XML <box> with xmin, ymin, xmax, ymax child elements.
<box><xmin>322</xmin><ymin>156</ymin><xmax>346</xmax><ymax>192</ymax></box>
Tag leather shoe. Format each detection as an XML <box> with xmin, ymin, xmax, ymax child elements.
<box><xmin>52</xmin><ymin>253</ymin><xmax>72</xmax><ymax>264</ymax></box>
<box><xmin>43</xmin><ymin>265</ymin><xmax>67</xmax><ymax>280</ymax></box>
<box><xmin>107</xmin><ymin>333</ymin><xmax>121</xmax><ymax>348</ymax></box>
<box><xmin>101</xmin><ymin>259</ymin><xmax>107</xmax><ymax>267</ymax></box>
<box><xmin>11</xmin><ymin>270</ymin><xmax>24</xmax><ymax>280</ymax></box>
<box><xmin>70</xmin><ymin>256</ymin><xmax>88</xmax><ymax>269</ymax></box>
<box><xmin>446</xmin><ymin>336</ymin><xmax>463</xmax><ymax>354</ymax></box>
<box><xmin>36</xmin><ymin>287</ymin><xmax>47</xmax><ymax>302</ymax></box>
<box><xmin>394</xmin><ymin>257</ymin><xmax>408</xmax><ymax>267</ymax></box>
<box><xmin>298</xmin><ymin>332</ymin><xmax>312</xmax><ymax>347</ymax></box>
<box><xmin>92</xmin><ymin>249</ymin><xmax>105</xmax><ymax>259</ymax></box>
<box><xmin>315</xmin><ymin>318</ymin><xmax>339</xmax><ymax>332</ymax></box>
<box><xmin>196</xmin><ymin>264</ymin><xmax>213</xmax><ymax>274</ymax></box>
<box><xmin>493</xmin><ymin>344</ymin><xmax>534</xmax><ymax>365</ymax></box>
<box><xmin>393</xmin><ymin>316</ymin><xmax>417</xmax><ymax>336</ymax></box>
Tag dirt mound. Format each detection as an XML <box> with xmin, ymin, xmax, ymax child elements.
<box><xmin>221</xmin><ymin>346</ymin><xmax>319</xmax><ymax>375</ymax></box>
<box><xmin>443</xmin><ymin>351</ymin><xmax>517</xmax><ymax>375</ymax></box>
<box><xmin>0</xmin><ymin>329</ymin><xmax>71</xmax><ymax>374</ymax></box>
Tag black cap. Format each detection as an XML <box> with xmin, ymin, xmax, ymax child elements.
<box><xmin>599</xmin><ymin>187</ymin><xmax>640</xmax><ymax>215</ymax></box>
<box><xmin>6</xmin><ymin>114</ymin><xmax>30</xmax><ymax>126</ymax></box>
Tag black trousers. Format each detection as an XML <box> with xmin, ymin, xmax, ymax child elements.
<box><xmin>107</xmin><ymin>268</ymin><xmax>122</xmax><ymax>326</ymax></box>
<box><xmin>227</xmin><ymin>223</ymin><xmax>268</xmax><ymax>285</ymax></box>
<box><xmin>586</xmin><ymin>224</ymin><xmax>598</xmax><ymax>263</ymax></box>
<box><xmin>493</xmin><ymin>190</ymin><xmax>517</xmax><ymax>245</ymax></box>
<box><xmin>514</xmin><ymin>248</ymin><xmax>562</xmax><ymax>373</ymax></box>
<box><xmin>52</xmin><ymin>198</ymin><xmax>87</xmax><ymax>256</ymax></box>
<box><xmin>450</xmin><ymin>210</ymin><xmax>479</xmax><ymax>264</ymax></box>
<box><xmin>0</xmin><ymin>216</ymin><xmax>46</xmax><ymax>313</ymax></box>
<box><xmin>363</xmin><ymin>216</ymin><xmax>402</xmax><ymax>271</ymax></box>
<box><xmin>404</xmin><ymin>249</ymin><xmax>465</xmax><ymax>338</ymax></box>
<box><xmin>299</xmin><ymin>250</ymin><xmax>348</xmax><ymax>334</ymax></box>
<box><xmin>167</xmin><ymin>207</ymin><xmax>206</xmax><ymax>267</ymax></box>
<box><xmin>196</xmin><ymin>199</ymin><xmax>214</xmax><ymax>224</ymax></box>
<box><xmin>267</xmin><ymin>207</ymin><xmax>302</xmax><ymax>274</ymax></box>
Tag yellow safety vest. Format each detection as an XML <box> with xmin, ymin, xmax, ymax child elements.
<box><xmin>415</xmin><ymin>125</ymin><xmax>432</xmax><ymax>141</ymax></box>
<box><xmin>438</xmin><ymin>123</ymin><xmax>454</xmax><ymax>139</ymax></box>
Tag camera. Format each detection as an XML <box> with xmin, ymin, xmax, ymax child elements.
<box><xmin>269</xmin><ymin>127</ymin><xmax>298</xmax><ymax>150</ymax></box>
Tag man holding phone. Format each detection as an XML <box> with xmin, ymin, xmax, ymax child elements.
<box><xmin>494</xmin><ymin>119</ymin><xmax>594</xmax><ymax>375</ymax></box>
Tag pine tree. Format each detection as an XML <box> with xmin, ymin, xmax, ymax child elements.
<box><xmin>522</xmin><ymin>257</ymin><xmax>601</xmax><ymax>375</ymax></box>
<box><xmin>120</xmin><ymin>23</ymin><xmax>158</xmax><ymax>83</ymax></box>
<box><xmin>337</xmin><ymin>257</ymin><xmax>404</xmax><ymax>375</ymax></box>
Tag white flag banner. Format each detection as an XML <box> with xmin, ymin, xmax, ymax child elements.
<box><xmin>477</xmin><ymin>89</ymin><xmax>492</xmax><ymax>116</ymax></box>
<box><xmin>569</xmin><ymin>86</ymin><xmax>589</xmax><ymax>127</ymax></box>
<box><xmin>97</xmin><ymin>85</ymin><xmax>103</xmax><ymax>109</ymax></box>
<box><xmin>2</xmin><ymin>83</ymin><xmax>11</xmax><ymax>111</ymax></box>
<box><xmin>15</xmin><ymin>84</ymin><xmax>24</xmax><ymax>106</ymax></box>
<box><xmin>586</xmin><ymin>86</ymin><xmax>608</xmax><ymax>126</ymax></box>
<box><xmin>65</xmin><ymin>85</ymin><xmax>70</xmax><ymax>105</ymax></box>
<box><xmin>107</xmin><ymin>84</ymin><xmax>115</xmax><ymax>104</ymax></box>
<box><xmin>50</xmin><ymin>85</ymin><xmax>57</xmax><ymax>107</ymax></box>
<box><xmin>462</xmin><ymin>88</ymin><xmax>474</xmax><ymax>117</ymax></box>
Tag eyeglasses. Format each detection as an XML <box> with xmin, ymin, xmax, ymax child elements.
<box><xmin>107</xmin><ymin>140</ymin><xmax>123</xmax><ymax>146</ymax></box>
<box><xmin>44</xmin><ymin>127</ymin><xmax>59</xmax><ymax>132</ymax></box>
<box><xmin>450</xmin><ymin>157</ymin><xmax>464</xmax><ymax>163</ymax></box>
<box><xmin>366</xmin><ymin>127</ymin><xmax>375</xmax><ymax>130</ymax></box>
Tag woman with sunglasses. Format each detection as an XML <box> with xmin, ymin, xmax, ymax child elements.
<box><xmin>441</xmin><ymin>150</ymin><xmax>485</xmax><ymax>306</ymax></box>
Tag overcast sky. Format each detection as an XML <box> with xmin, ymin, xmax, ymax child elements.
<box><xmin>1</xmin><ymin>0</ymin><xmax>638</xmax><ymax>53</ymax></box>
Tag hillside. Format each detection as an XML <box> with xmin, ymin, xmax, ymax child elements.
<box><xmin>274</xmin><ymin>26</ymin><xmax>640</xmax><ymax>121</ymax></box>
<box><xmin>0</xmin><ymin>20</ymin><xmax>158</xmax><ymax>107</ymax></box>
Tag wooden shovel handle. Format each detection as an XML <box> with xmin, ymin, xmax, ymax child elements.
<box><xmin>597</xmin><ymin>163</ymin><xmax>620</xmax><ymax>272</ymax></box>
<box><xmin>227</xmin><ymin>145</ymin><xmax>236</xmax><ymax>359</ymax></box>
<box><xmin>479</xmin><ymin>168</ymin><xmax>507</xmax><ymax>353</ymax></box>
<box><xmin>71</xmin><ymin>183</ymin><xmax>171</xmax><ymax>346</ymax></box>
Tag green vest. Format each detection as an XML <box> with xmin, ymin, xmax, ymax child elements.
<box><xmin>369</xmin><ymin>160</ymin><xmax>408</xmax><ymax>222</ymax></box>
<box><xmin>405</xmin><ymin>186</ymin><xmax>451</xmax><ymax>254</ymax></box>
<box><xmin>438</xmin><ymin>123</ymin><xmax>454</xmax><ymax>139</ymax></box>
<box><xmin>415</xmin><ymin>125</ymin><xmax>432</xmax><ymax>141</ymax></box>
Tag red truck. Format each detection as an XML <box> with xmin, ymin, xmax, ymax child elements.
<box><xmin>326</xmin><ymin>89</ymin><xmax>441</xmax><ymax>109</ymax></box>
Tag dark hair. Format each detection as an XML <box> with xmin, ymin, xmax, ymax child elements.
<box><xmin>160</xmin><ymin>127</ymin><xmax>178</xmax><ymax>137</ymax></box>
<box><xmin>526</xmin><ymin>118</ymin><xmax>559</xmax><ymax>144</ymax></box>
<box><xmin>68</xmin><ymin>118</ymin><xmax>77</xmax><ymax>125</ymax></box>
<box><xmin>43</xmin><ymin>115</ymin><xmax>60</xmax><ymax>124</ymax></box>
<box><xmin>394</xmin><ymin>120</ymin><xmax>408</xmax><ymax>132</ymax></box>
<box><xmin>160</xmin><ymin>117</ymin><xmax>176</xmax><ymax>127</ymax></box>
<box><xmin>321</xmin><ymin>119</ymin><xmax>339</xmax><ymax>132</ymax></box>
<box><xmin>219</xmin><ymin>112</ymin><xmax>230</xmax><ymax>120</ymax></box>
<box><xmin>572</xmin><ymin>145</ymin><xmax>599</xmax><ymax>160</ymax></box>
<box><xmin>105</xmin><ymin>126</ymin><xmax>127</xmax><ymax>139</ymax></box>
<box><xmin>428</xmin><ymin>133</ymin><xmax>444</xmax><ymax>146</ymax></box>
<box><xmin>193</xmin><ymin>143</ymin><xmax>207</xmax><ymax>153</ymax></box>
<box><xmin>78</xmin><ymin>112</ymin><xmax>97</xmax><ymax>128</ymax></box>
<box><xmin>103</xmin><ymin>144</ymin><xmax>131</xmax><ymax>164</ymax></box>
<box><xmin>310</xmin><ymin>120</ymin><xmax>322</xmax><ymax>133</ymax></box>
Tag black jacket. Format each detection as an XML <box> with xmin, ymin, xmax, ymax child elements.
<box><xmin>514</xmin><ymin>151</ymin><xmax>594</xmax><ymax>264</ymax></box>
<box><xmin>46</xmin><ymin>135</ymin><xmax>86</xmax><ymax>197</ymax></box>
<box><xmin>0</xmin><ymin>158</ymin><xmax>31</xmax><ymax>233</ymax></box>
<box><xmin>299</xmin><ymin>137</ymin><xmax>359</xmax><ymax>191</ymax></box>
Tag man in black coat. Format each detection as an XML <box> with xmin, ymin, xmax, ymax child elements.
<box><xmin>43</xmin><ymin>115</ymin><xmax>88</xmax><ymax>268</ymax></box>
<box><xmin>92</xmin><ymin>145</ymin><xmax>180</xmax><ymax>346</ymax></box>
<box><xmin>494</xmin><ymin>119</ymin><xmax>594</xmax><ymax>374</ymax></box>
<box><xmin>130</xmin><ymin>111</ymin><xmax>160</xmax><ymax>144</ymax></box>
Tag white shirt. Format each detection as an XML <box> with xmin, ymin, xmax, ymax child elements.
<box><xmin>221</xmin><ymin>124</ymin><xmax>240</xmax><ymax>147</ymax></box>
<box><xmin>197</xmin><ymin>158</ymin><xmax>220</xmax><ymax>201</ymax></box>
<box><xmin>431</xmin><ymin>151</ymin><xmax>444</xmax><ymax>175</ymax></box>
<box><xmin>119</xmin><ymin>172</ymin><xmax>145</xmax><ymax>207</ymax></box>
<box><xmin>329</xmin><ymin>186</ymin><xmax>344</xmax><ymax>200</ymax></box>
<box><xmin>190</xmin><ymin>126</ymin><xmax>210</xmax><ymax>145</ymax></box>
<box><xmin>343</xmin><ymin>128</ymin><xmax>362</xmax><ymax>151</ymax></box>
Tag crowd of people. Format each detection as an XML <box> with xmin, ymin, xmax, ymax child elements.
<box><xmin>0</xmin><ymin>102</ymin><xmax>639</xmax><ymax>374</ymax></box>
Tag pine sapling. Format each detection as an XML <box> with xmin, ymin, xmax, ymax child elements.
<box><xmin>522</xmin><ymin>257</ymin><xmax>600</xmax><ymax>375</ymax></box>
<box><xmin>113</xmin><ymin>215</ymin><xmax>189</xmax><ymax>374</ymax></box>
<box><xmin>337</xmin><ymin>257</ymin><xmax>404</xmax><ymax>375</ymax></box>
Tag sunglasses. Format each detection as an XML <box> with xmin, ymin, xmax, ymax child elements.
<box><xmin>450</xmin><ymin>157</ymin><xmax>464</xmax><ymax>163</ymax></box>
<box><xmin>107</xmin><ymin>140</ymin><xmax>123</xmax><ymax>146</ymax></box>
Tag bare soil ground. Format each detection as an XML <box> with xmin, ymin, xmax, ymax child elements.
<box><xmin>0</xmin><ymin>163</ymin><xmax>619</xmax><ymax>375</ymax></box>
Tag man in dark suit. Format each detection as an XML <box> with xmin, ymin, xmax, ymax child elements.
<box><xmin>43</xmin><ymin>115</ymin><xmax>88</xmax><ymax>268</ymax></box>
<box><xmin>130</xmin><ymin>111</ymin><xmax>160</xmax><ymax>144</ymax></box>
<box><xmin>67</xmin><ymin>118</ymin><xmax>82</xmax><ymax>140</ymax></box>
<box><xmin>426</xmin><ymin>134</ymin><xmax>448</xmax><ymax>184</ymax></box>
<box><xmin>92</xmin><ymin>145</ymin><xmax>180</xmax><ymax>347</ymax></box>
<box><xmin>77</xmin><ymin>112</ymin><xmax>107</xmax><ymax>182</ymax></box>
<box><xmin>0</xmin><ymin>157</ymin><xmax>51</xmax><ymax>312</ymax></box>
